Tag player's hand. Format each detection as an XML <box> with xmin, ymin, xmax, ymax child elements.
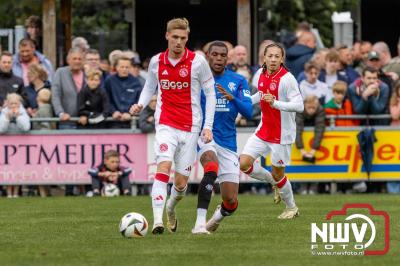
<box><xmin>201</xmin><ymin>128</ymin><xmax>213</xmax><ymax>143</ymax></box>
<box><xmin>121</xmin><ymin>113</ymin><xmax>132</xmax><ymax>121</ymax></box>
<box><xmin>216</xmin><ymin>83</ymin><xmax>234</xmax><ymax>101</ymax></box>
<box><xmin>129</xmin><ymin>104</ymin><xmax>143</xmax><ymax>115</ymax></box>
<box><xmin>262</xmin><ymin>90</ymin><xmax>275</xmax><ymax>106</ymax></box>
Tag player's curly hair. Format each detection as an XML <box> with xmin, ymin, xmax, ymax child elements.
<box><xmin>167</xmin><ymin>18</ymin><xmax>190</xmax><ymax>33</ymax></box>
<box><xmin>261</xmin><ymin>42</ymin><xmax>288</xmax><ymax>73</ymax></box>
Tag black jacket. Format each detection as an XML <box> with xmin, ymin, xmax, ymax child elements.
<box><xmin>295</xmin><ymin>105</ymin><xmax>326</xmax><ymax>150</ymax></box>
<box><xmin>0</xmin><ymin>70</ymin><xmax>24</xmax><ymax>106</ymax></box>
<box><xmin>78</xmin><ymin>86</ymin><xmax>110</xmax><ymax>118</ymax></box>
<box><xmin>139</xmin><ymin>106</ymin><xmax>156</xmax><ymax>133</ymax></box>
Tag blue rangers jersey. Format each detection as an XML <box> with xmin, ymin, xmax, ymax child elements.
<box><xmin>201</xmin><ymin>69</ymin><xmax>253</xmax><ymax>152</ymax></box>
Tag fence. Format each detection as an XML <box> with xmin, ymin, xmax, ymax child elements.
<box><xmin>1</xmin><ymin>115</ymin><xmax>400</xmax><ymax>185</ymax></box>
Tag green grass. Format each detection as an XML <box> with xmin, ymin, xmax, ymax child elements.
<box><xmin>0</xmin><ymin>195</ymin><xmax>398</xmax><ymax>266</ymax></box>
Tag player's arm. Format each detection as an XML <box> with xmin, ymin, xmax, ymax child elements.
<box><xmin>231</xmin><ymin>80</ymin><xmax>253</xmax><ymax>119</ymax></box>
<box><xmin>130</xmin><ymin>56</ymin><xmax>158</xmax><ymax>114</ymax></box>
<box><xmin>250</xmin><ymin>69</ymin><xmax>262</xmax><ymax>105</ymax></box>
<box><xmin>272</xmin><ymin>75</ymin><xmax>304</xmax><ymax>113</ymax></box>
<box><xmin>199</xmin><ymin>58</ymin><xmax>216</xmax><ymax>131</ymax></box>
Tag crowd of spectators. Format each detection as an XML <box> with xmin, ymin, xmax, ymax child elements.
<box><xmin>1</xmin><ymin>16</ymin><xmax>400</xmax><ymax>197</ymax></box>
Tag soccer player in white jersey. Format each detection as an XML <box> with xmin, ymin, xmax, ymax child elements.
<box><xmin>240</xmin><ymin>42</ymin><xmax>304</xmax><ymax>219</ymax></box>
<box><xmin>130</xmin><ymin>18</ymin><xmax>216</xmax><ymax>234</ymax></box>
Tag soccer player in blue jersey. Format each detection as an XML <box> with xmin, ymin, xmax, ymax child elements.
<box><xmin>192</xmin><ymin>41</ymin><xmax>253</xmax><ymax>234</ymax></box>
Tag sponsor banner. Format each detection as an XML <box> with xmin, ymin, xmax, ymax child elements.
<box><xmin>0</xmin><ymin>134</ymin><xmax>147</xmax><ymax>185</ymax></box>
<box><xmin>261</xmin><ymin>131</ymin><xmax>400</xmax><ymax>181</ymax></box>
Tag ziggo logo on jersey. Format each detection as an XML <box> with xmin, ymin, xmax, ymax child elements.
<box><xmin>160</xmin><ymin>79</ymin><xmax>189</xmax><ymax>90</ymax></box>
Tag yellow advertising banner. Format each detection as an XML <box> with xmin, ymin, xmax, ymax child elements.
<box><xmin>262</xmin><ymin>130</ymin><xmax>400</xmax><ymax>181</ymax></box>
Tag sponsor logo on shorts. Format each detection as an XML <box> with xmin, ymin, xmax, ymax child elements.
<box><xmin>159</xmin><ymin>143</ymin><xmax>168</xmax><ymax>152</ymax></box>
<box><xmin>277</xmin><ymin>160</ymin><xmax>284</xmax><ymax>165</ymax></box>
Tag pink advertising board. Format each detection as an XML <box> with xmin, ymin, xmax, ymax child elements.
<box><xmin>0</xmin><ymin>134</ymin><xmax>148</xmax><ymax>185</ymax></box>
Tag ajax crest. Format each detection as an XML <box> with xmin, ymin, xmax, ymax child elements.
<box><xmin>179</xmin><ymin>68</ymin><xmax>189</xmax><ymax>78</ymax></box>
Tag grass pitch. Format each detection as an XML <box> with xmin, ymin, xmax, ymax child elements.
<box><xmin>0</xmin><ymin>194</ymin><xmax>398</xmax><ymax>266</ymax></box>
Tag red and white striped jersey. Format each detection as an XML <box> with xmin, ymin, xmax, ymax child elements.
<box><xmin>138</xmin><ymin>48</ymin><xmax>215</xmax><ymax>133</ymax></box>
<box><xmin>252</xmin><ymin>66</ymin><xmax>304</xmax><ymax>144</ymax></box>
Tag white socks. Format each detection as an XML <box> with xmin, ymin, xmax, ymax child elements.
<box><xmin>151</xmin><ymin>179</ymin><xmax>168</xmax><ymax>225</ymax></box>
<box><xmin>167</xmin><ymin>185</ymin><xmax>187</xmax><ymax>211</ymax></box>
<box><xmin>277</xmin><ymin>176</ymin><xmax>296</xmax><ymax>208</ymax></box>
<box><xmin>248</xmin><ymin>162</ymin><xmax>275</xmax><ymax>185</ymax></box>
<box><xmin>195</xmin><ymin>208</ymin><xmax>207</xmax><ymax>227</ymax></box>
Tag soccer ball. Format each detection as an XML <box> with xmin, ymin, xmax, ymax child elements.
<box><xmin>119</xmin><ymin>212</ymin><xmax>148</xmax><ymax>238</ymax></box>
<box><xmin>102</xmin><ymin>183</ymin><xmax>120</xmax><ymax>197</ymax></box>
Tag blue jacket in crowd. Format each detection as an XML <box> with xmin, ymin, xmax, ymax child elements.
<box><xmin>104</xmin><ymin>74</ymin><xmax>143</xmax><ymax>114</ymax></box>
<box><xmin>285</xmin><ymin>44</ymin><xmax>315</xmax><ymax>78</ymax></box>
<box><xmin>12</xmin><ymin>51</ymin><xmax>54</xmax><ymax>83</ymax></box>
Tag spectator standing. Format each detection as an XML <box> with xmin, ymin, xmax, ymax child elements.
<box><xmin>23</xmin><ymin>63</ymin><xmax>51</xmax><ymax>117</ymax></box>
<box><xmin>286</xmin><ymin>31</ymin><xmax>316</xmax><ymax>78</ymax></box>
<box><xmin>12</xmin><ymin>38</ymin><xmax>54</xmax><ymax>86</ymax></box>
<box><xmin>373</xmin><ymin>41</ymin><xmax>400</xmax><ymax>81</ymax></box>
<box><xmin>78</xmin><ymin>70</ymin><xmax>109</xmax><ymax>129</ymax></box>
<box><xmin>228</xmin><ymin>45</ymin><xmax>253</xmax><ymax>81</ymax></box>
<box><xmin>72</xmin><ymin>37</ymin><xmax>90</xmax><ymax>55</ymax></box>
<box><xmin>366</xmin><ymin>51</ymin><xmax>395</xmax><ymax>93</ymax></box>
<box><xmin>25</xmin><ymin>15</ymin><xmax>42</xmax><ymax>52</ymax></box>
<box><xmin>84</xmin><ymin>49</ymin><xmax>108</xmax><ymax>86</ymax></box>
<box><xmin>0</xmin><ymin>52</ymin><xmax>24</xmax><ymax>106</ymax></box>
<box><xmin>299</xmin><ymin>62</ymin><xmax>331</xmax><ymax>104</ymax></box>
<box><xmin>51</xmin><ymin>47</ymin><xmax>86</xmax><ymax>130</ymax></box>
<box><xmin>337</xmin><ymin>45</ymin><xmax>360</xmax><ymax>84</ymax></box>
<box><xmin>296</xmin><ymin>48</ymin><xmax>329</xmax><ymax>82</ymax></box>
<box><xmin>105</xmin><ymin>56</ymin><xmax>142</xmax><ymax>128</ymax></box>
<box><xmin>319</xmin><ymin>49</ymin><xmax>348</xmax><ymax>90</ymax></box>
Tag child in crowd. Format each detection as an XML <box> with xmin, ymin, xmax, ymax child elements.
<box><xmin>299</xmin><ymin>62</ymin><xmax>331</xmax><ymax>104</ymax></box>
<box><xmin>78</xmin><ymin>69</ymin><xmax>109</xmax><ymax>128</ymax></box>
<box><xmin>324</xmin><ymin>80</ymin><xmax>359</xmax><ymax>126</ymax></box>
<box><xmin>32</xmin><ymin>88</ymin><xmax>55</xmax><ymax>130</ymax></box>
<box><xmin>88</xmin><ymin>150</ymin><xmax>132</xmax><ymax>196</ymax></box>
<box><xmin>0</xmin><ymin>93</ymin><xmax>31</xmax><ymax>198</ymax></box>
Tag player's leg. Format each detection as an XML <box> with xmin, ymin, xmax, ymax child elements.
<box><xmin>240</xmin><ymin>135</ymin><xmax>280</xmax><ymax>203</ymax></box>
<box><xmin>192</xmin><ymin>149</ymin><xmax>218</xmax><ymax>234</ymax></box>
<box><xmin>270</xmin><ymin>144</ymin><xmax>299</xmax><ymax>219</ymax></box>
<box><xmin>206</xmin><ymin>181</ymin><xmax>238</xmax><ymax>232</ymax></box>
<box><xmin>166</xmin><ymin>130</ymin><xmax>198</xmax><ymax>233</ymax></box>
<box><xmin>206</xmin><ymin>146</ymin><xmax>239</xmax><ymax>232</ymax></box>
<box><xmin>151</xmin><ymin>125</ymin><xmax>177</xmax><ymax>234</ymax></box>
<box><xmin>151</xmin><ymin>161</ymin><xmax>172</xmax><ymax>234</ymax></box>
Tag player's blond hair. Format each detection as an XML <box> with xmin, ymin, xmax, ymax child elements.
<box><xmin>166</xmin><ymin>18</ymin><xmax>190</xmax><ymax>33</ymax></box>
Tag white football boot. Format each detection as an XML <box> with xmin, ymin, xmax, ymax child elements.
<box><xmin>278</xmin><ymin>206</ymin><xmax>299</xmax><ymax>219</ymax></box>
<box><xmin>206</xmin><ymin>205</ymin><xmax>221</xmax><ymax>232</ymax></box>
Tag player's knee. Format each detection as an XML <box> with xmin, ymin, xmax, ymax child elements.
<box><xmin>201</xmin><ymin>151</ymin><xmax>217</xmax><ymax>166</ymax></box>
<box><xmin>203</xmin><ymin>161</ymin><xmax>219</xmax><ymax>175</ymax></box>
<box><xmin>239</xmin><ymin>156</ymin><xmax>252</xmax><ymax>173</ymax></box>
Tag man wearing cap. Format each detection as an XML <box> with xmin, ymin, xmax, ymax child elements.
<box><xmin>366</xmin><ymin>50</ymin><xmax>395</xmax><ymax>93</ymax></box>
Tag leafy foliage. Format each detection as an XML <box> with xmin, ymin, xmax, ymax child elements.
<box><xmin>260</xmin><ymin>0</ymin><xmax>358</xmax><ymax>47</ymax></box>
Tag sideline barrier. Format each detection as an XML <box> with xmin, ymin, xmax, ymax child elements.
<box><xmin>1</xmin><ymin>127</ymin><xmax>399</xmax><ymax>185</ymax></box>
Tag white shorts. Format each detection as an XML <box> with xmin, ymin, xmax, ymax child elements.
<box><xmin>241</xmin><ymin>134</ymin><xmax>292</xmax><ymax>167</ymax></box>
<box><xmin>155</xmin><ymin>125</ymin><xmax>199</xmax><ymax>177</ymax></box>
<box><xmin>198</xmin><ymin>139</ymin><xmax>240</xmax><ymax>184</ymax></box>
